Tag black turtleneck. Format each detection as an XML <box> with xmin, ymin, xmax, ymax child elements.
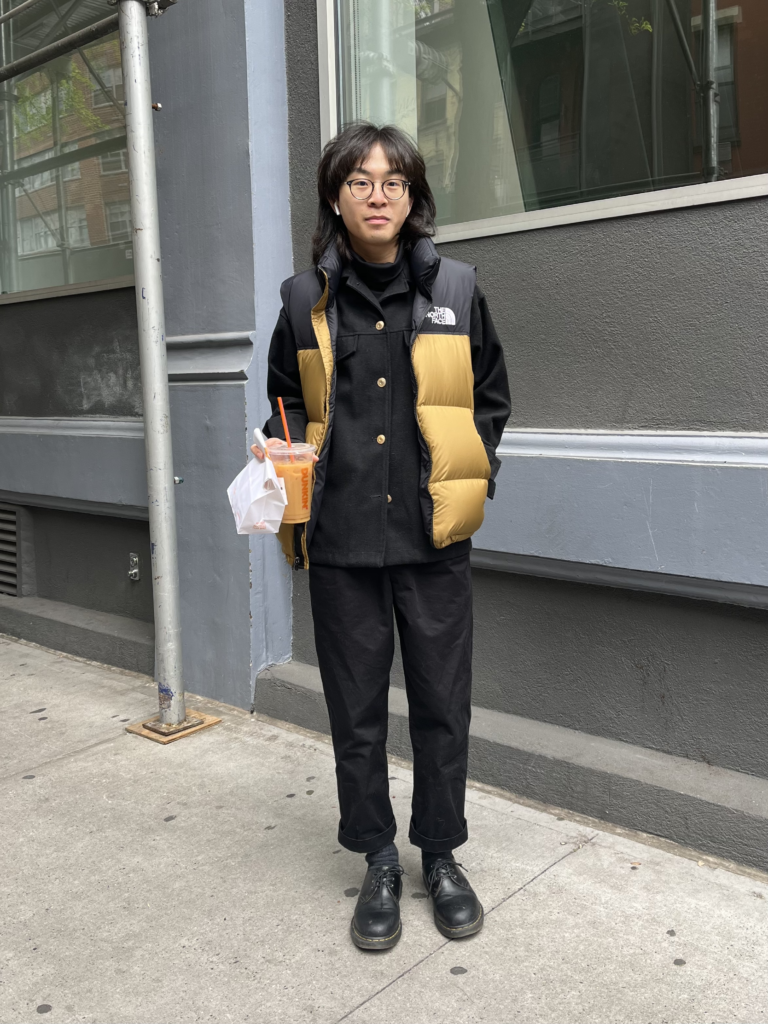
<box><xmin>349</xmin><ymin>245</ymin><xmax>407</xmax><ymax>296</ymax></box>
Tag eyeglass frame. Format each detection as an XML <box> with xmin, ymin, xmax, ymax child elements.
<box><xmin>343</xmin><ymin>178</ymin><xmax>411</xmax><ymax>201</ymax></box>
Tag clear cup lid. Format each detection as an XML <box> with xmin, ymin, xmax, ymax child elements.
<box><xmin>269</xmin><ymin>441</ymin><xmax>316</xmax><ymax>459</ymax></box>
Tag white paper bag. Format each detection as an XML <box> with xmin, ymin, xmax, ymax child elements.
<box><xmin>227</xmin><ymin>456</ymin><xmax>287</xmax><ymax>534</ymax></box>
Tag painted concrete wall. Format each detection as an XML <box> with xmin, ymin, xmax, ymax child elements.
<box><xmin>439</xmin><ymin>202</ymin><xmax>768</xmax><ymax>432</ymax></box>
<box><xmin>149</xmin><ymin>0</ymin><xmax>259</xmax><ymax>704</ymax></box>
<box><xmin>150</xmin><ymin>0</ymin><xmax>293</xmax><ymax>696</ymax></box>
<box><xmin>243</xmin><ymin>0</ymin><xmax>295</xmax><ymax>676</ymax></box>
<box><xmin>479</xmin><ymin>445</ymin><xmax>768</xmax><ymax>587</ymax></box>
<box><xmin>169</xmin><ymin>380</ymin><xmax>253</xmax><ymax>707</ymax></box>
<box><xmin>149</xmin><ymin>0</ymin><xmax>256</xmax><ymax>339</ymax></box>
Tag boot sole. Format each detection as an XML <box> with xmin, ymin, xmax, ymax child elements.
<box><xmin>434</xmin><ymin>907</ymin><xmax>484</xmax><ymax>939</ymax></box>
<box><xmin>350</xmin><ymin>918</ymin><xmax>402</xmax><ymax>950</ymax></box>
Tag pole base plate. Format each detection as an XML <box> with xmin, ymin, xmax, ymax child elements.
<box><xmin>126</xmin><ymin>709</ymin><xmax>221</xmax><ymax>744</ymax></box>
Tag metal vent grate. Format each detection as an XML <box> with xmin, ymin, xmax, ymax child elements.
<box><xmin>0</xmin><ymin>505</ymin><xmax>18</xmax><ymax>596</ymax></box>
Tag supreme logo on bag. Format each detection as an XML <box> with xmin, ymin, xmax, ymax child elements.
<box><xmin>425</xmin><ymin>306</ymin><xmax>456</xmax><ymax>326</ymax></box>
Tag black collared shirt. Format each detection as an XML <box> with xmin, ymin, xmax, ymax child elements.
<box><xmin>308</xmin><ymin>247</ymin><xmax>464</xmax><ymax>566</ymax></box>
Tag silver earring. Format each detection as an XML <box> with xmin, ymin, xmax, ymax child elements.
<box><xmin>334</xmin><ymin>203</ymin><xmax>340</xmax><ymax>215</ymax></box>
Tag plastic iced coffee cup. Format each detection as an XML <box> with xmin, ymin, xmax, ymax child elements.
<box><xmin>269</xmin><ymin>442</ymin><xmax>316</xmax><ymax>524</ymax></box>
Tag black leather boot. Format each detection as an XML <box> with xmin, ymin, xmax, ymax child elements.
<box><xmin>350</xmin><ymin>865</ymin><xmax>404</xmax><ymax>950</ymax></box>
<box><xmin>423</xmin><ymin>858</ymin><xmax>484</xmax><ymax>939</ymax></box>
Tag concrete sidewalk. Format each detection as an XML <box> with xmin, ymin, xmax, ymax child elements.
<box><xmin>2</xmin><ymin>636</ymin><xmax>768</xmax><ymax>1024</ymax></box>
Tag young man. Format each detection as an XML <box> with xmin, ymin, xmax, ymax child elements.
<box><xmin>258</xmin><ymin>123</ymin><xmax>510</xmax><ymax>950</ymax></box>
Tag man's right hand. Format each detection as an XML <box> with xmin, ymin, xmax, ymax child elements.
<box><xmin>251</xmin><ymin>437</ymin><xmax>283</xmax><ymax>461</ymax></box>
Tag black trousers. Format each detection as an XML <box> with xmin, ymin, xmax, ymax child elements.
<box><xmin>308</xmin><ymin>553</ymin><xmax>473</xmax><ymax>854</ymax></box>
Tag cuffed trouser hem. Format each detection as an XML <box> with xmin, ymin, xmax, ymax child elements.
<box><xmin>408</xmin><ymin>819</ymin><xmax>468</xmax><ymax>853</ymax></box>
<box><xmin>337</xmin><ymin>819</ymin><xmax>397</xmax><ymax>854</ymax></box>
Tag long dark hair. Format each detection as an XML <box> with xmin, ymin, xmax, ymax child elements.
<box><xmin>312</xmin><ymin>122</ymin><xmax>437</xmax><ymax>265</ymax></box>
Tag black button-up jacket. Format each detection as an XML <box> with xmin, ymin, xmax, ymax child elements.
<box><xmin>264</xmin><ymin>246</ymin><xmax>511</xmax><ymax>568</ymax></box>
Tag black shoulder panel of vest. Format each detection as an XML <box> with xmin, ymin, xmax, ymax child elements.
<box><xmin>420</xmin><ymin>257</ymin><xmax>476</xmax><ymax>335</ymax></box>
<box><xmin>280</xmin><ymin>268</ymin><xmax>324</xmax><ymax>350</ymax></box>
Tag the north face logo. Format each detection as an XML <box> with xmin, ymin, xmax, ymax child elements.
<box><xmin>426</xmin><ymin>306</ymin><xmax>456</xmax><ymax>326</ymax></box>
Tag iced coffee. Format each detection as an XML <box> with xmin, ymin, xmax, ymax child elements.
<box><xmin>270</xmin><ymin>442</ymin><xmax>316</xmax><ymax>523</ymax></box>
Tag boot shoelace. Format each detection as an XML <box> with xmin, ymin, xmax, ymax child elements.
<box><xmin>369</xmin><ymin>864</ymin><xmax>404</xmax><ymax>895</ymax></box>
<box><xmin>426</xmin><ymin>860</ymin><xmax>469</xmax><ymax>892</ymax></box>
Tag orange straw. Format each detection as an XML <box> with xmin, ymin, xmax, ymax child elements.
<box><xmin>277</xmin><ymin>397</ymin><xmax>295</xmax><ymax>463</ymax></box>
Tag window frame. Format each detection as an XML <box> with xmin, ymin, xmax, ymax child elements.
<box><xmin>318</xmin><ymin>0</ymin><xmax>768</xmax><ymax>244</ymax></box>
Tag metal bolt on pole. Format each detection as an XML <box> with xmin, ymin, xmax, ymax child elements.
<box><xmin>118</xmin><ymin>0</ymin><xmax>217</xmax><ymax>742</ymax></box>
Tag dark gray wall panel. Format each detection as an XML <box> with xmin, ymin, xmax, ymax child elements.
<box><xmin>470</xmin><ymin>568</ymin><xmax>768</xmax><ymax>780</ymax></box>
<box><xmin>439</xmin><ymin>199</ymin><xmax>768</xmax><ymax>432</ymax></box>
<box><xmin>293</xmin><ymin>566</ymin><xmax>768</xmax><ymax>780</ymax></box>
<box><xmin>284</xmin><ymin>0</ymin><xmax>322</xmax><ymax>272</ymax></box>
<box><xmin>0</xmin><ymin>288</ymin><xmax>140</xmax><ymax>418</ymax></box>
<box><xmin>150</xmin><ymin>0</ymin><xmax>256</xmax><ymax>337</ymax></box>
<box><xmin>32</xmin><ymin>508</ymin><xmax>153</xmax><ymax>622</ymax></box>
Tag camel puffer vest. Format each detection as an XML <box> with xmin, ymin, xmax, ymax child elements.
<box><xmin>277</xmin><ymin>237</ymin><xmax>491</xmax><ymax>569</ymax></box>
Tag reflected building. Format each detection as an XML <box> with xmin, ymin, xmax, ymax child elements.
<box><xmin>338</xmin><ymin>0</ymin><xmax>768</xmax><ymax>223</ymax></box>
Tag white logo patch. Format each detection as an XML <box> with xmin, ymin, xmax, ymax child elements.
<box><xmin>426</xmin><ymin>306</ymin><xmax>456</xmax><ymax>326</ymax></box>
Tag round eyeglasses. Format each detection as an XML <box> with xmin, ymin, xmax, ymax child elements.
<box><xmin>344</xmin><ymin>178</ymin><xmax>411</xmax><ymax>201</ymax></box>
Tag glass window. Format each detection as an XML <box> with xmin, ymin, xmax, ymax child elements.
<box><xmin>335</xmin><ymin>0</ymin><xmax>768</xmax><ymax>228</ymax></box>
<box><xmin>0</xmin><ymin>4</ymin><xmax>132</xmax><ymax>298</ymax></box>
<box><xmin>100</xmin><ymin>149</ymin><xmax>128</xmax><ymax>175</ymax></box>
<box><xmin>17</xmin><ymin>206</ymin><xmax>89</xmax><ymax>255</ymax></box>
<box><xmin>91</xmin><ymin>66</ymin><xmax>123</xmax><ymax>109</ymax></box>
<box><xmin>105</xmin><ymin>200</ymin><xmax>132</xmax><ymax>244</ymax></box>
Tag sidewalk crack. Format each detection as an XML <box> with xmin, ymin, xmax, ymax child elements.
<box><xmin>0</xmin><ymin>734</ymin><xmax>125</xmax><ymax>783</ymax></box>
<box><xmin>334</xmin><ymin>840</ymin><xmax>591</xmax><ymax>1024</ymax></box>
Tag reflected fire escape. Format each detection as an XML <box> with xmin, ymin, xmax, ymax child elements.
<box><xmin>486</xmin><ymin>0</ymin><xmax>721</xmax><ymax>208</ymax></box>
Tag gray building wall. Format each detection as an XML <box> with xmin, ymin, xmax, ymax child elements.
<box><xmin>150</xmin><ymin>0</ymin><xmax>256</xmax><ymax>339</ymax></box>
<box><xmin>147</xmin><ymin>0</ymin><xmax>293</xmax><ymax>704</ymax></box>
<box><xmin>439</xmin><ymin>201</ymin><xmax>768</xmax><ymax>432</ymax></box>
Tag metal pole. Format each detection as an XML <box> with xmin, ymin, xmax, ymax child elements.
<box><xmin>701</xmin><ymin>0</ymin><xmax>720</xmax><ymax>182</ymax></box>
<box><xmin>118</xmin><ymin>0</ymin><xmax>186</xmax><ymax>727</ymax></box>
<box><xmin>0</xmin><ymin>0</ymin><xmax>49</xmax><ymax>27</ymax></box>
<box><xmin>664</xmin><ymin>0</ymin><xmax>701</xmax><ymax>90</ymax></box>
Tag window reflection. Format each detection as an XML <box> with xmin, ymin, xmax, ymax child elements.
<box><xmin>336</xmin><ymin>0</ymin><xmax>768</xmax><ymax>227</ymax></box>
<box><xmin>0</xmin><ymin>8</ymin><xmax>131</xmax><ymax>297</ymax></box>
